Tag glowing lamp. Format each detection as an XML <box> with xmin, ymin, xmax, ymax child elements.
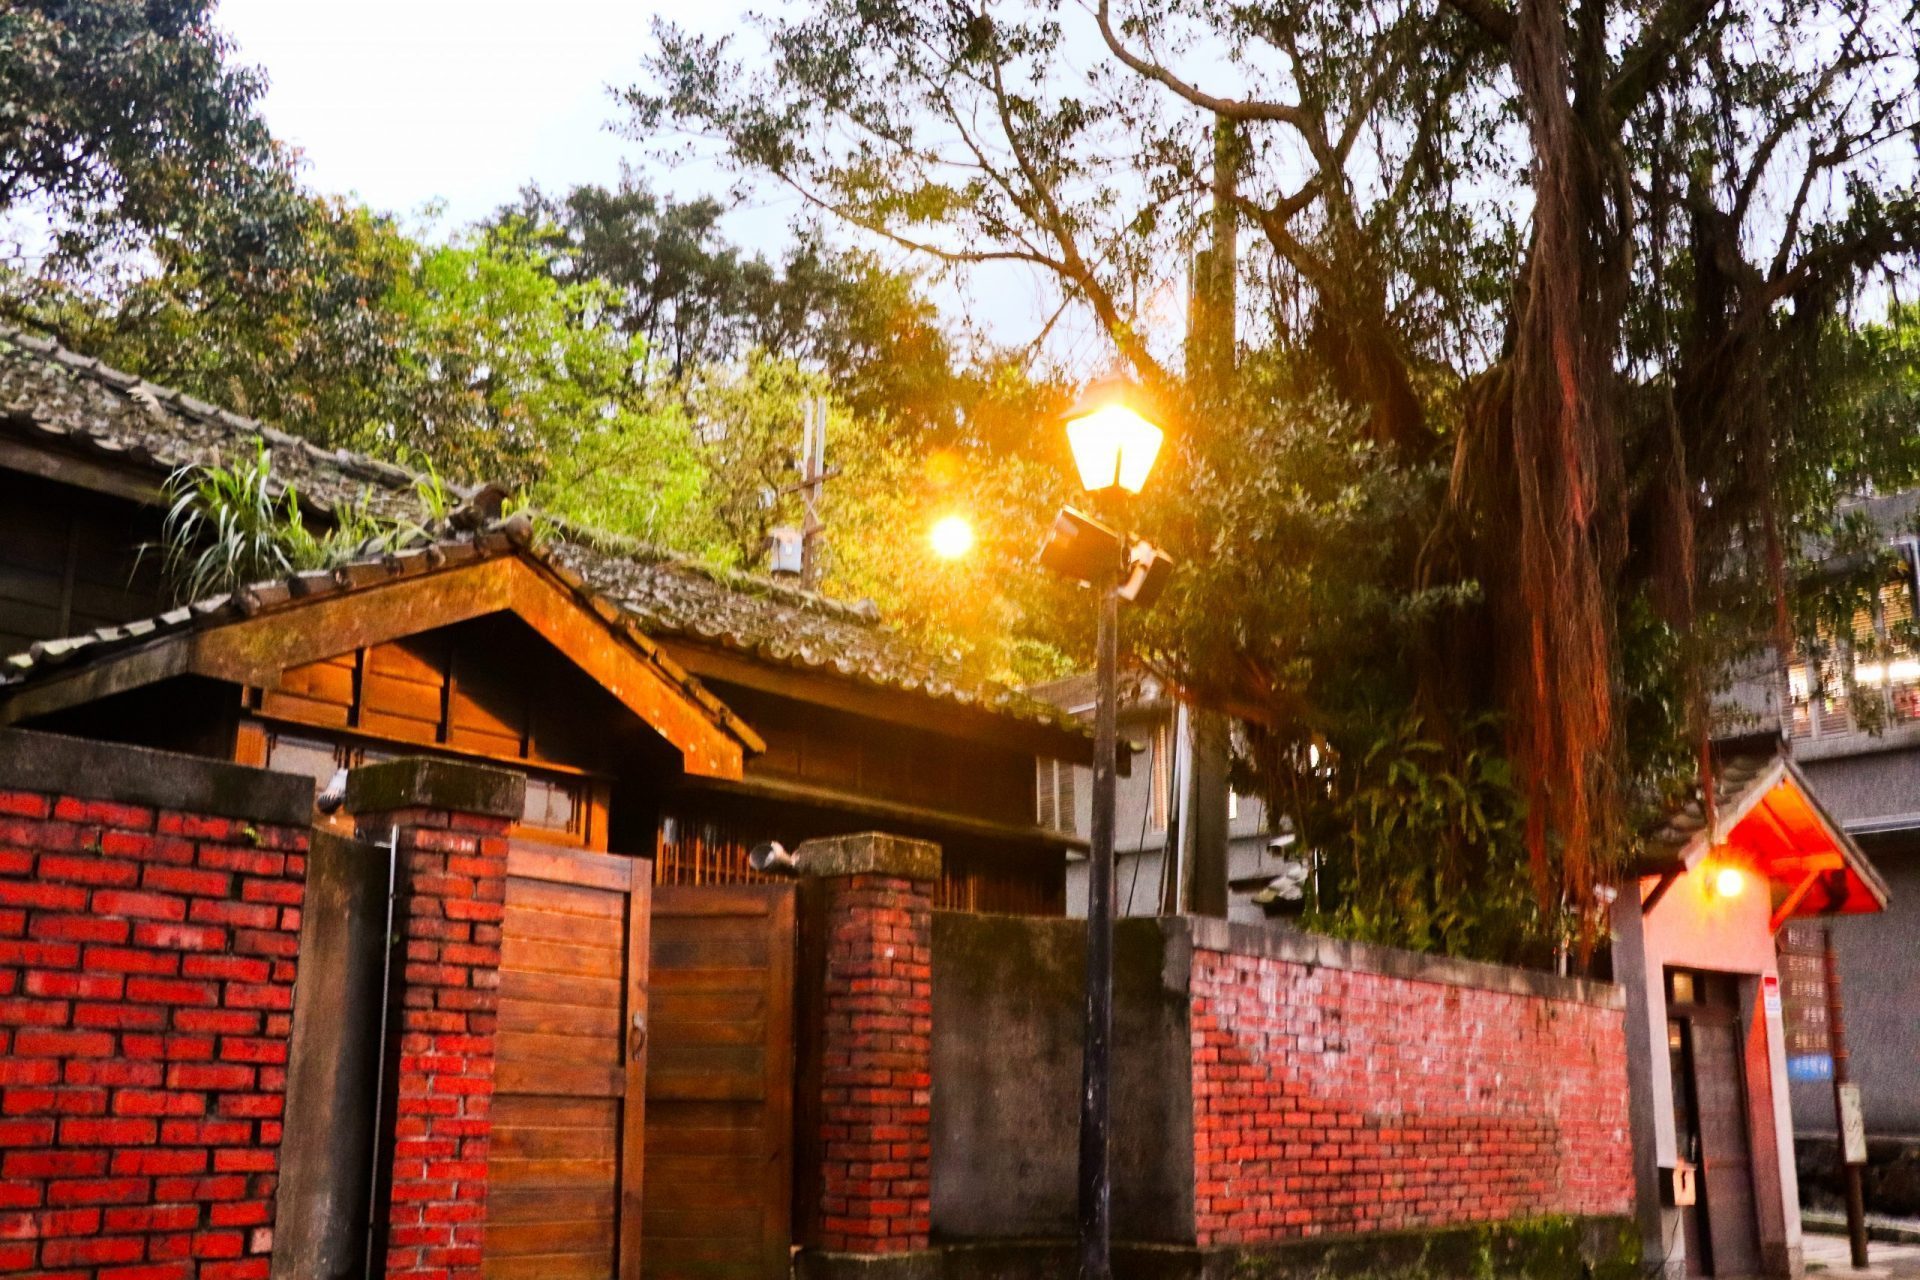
<box><xmin>1711</xmin><ymin>865</ymin><xmax>1746</xmax><ymax>899</ymax></box>
<box><xmin>930</xmin><ymin>514</ymin><xmax>975</xmax><ymax>560</ymax></box>
<box><xmin>1064</xmin><ymin>375</ymin><xmax>1164</xmax><ymax>495</ymax></box>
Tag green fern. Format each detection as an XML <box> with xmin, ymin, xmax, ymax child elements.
<box><xmin>154</xmin><ymin>445</ymin><xmax>455</xmax><ymax>602</ymax></box>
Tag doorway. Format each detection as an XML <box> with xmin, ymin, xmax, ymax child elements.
<box><xmin>1667</xmin><ymin>968</ymin><xmax>1763</xmax><ymax>1278</ymax></box>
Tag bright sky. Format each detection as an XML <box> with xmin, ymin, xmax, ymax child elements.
<box><xmin>214</xmin><ymin>0</ymin><xmax>1086</xmax><ymax>352</ymax></box>
<box><xmin>218</xmin><ymin>0</ymin><xmax>775</xmax><ymax>236</ymax></box>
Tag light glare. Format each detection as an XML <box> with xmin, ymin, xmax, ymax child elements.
<box><xmin>1711</xmin><ymin>866</ymin><xmax>1746</xmax><ymax>899</ymax></box>
<box><xmin>930</xmin><ymin>514</ymin><xmax>975</xmax><ymax>560</ymax></box>
<box><xmin>1066</xmin><ymin>404</ymin><xmax>1164</xmax><ymax>494</ymax></box>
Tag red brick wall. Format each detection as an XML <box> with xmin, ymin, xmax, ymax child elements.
<box><xmin>0</xmin><ymin>788</ymin><xmax>306</xmax><ymax>1279</ymax></box>
<box><xmin>1189</xmin><ymin>946</ymin><xmax>1634</xmax><ymax>1246</ymax></box>
<box><xmin>816</xmin><ymin>873</ymin><xmax>933</xmax><ymax>1254</ymax></box>
<box><xmin>357</xmin><ymin>806</ymin><xmax>507</xmax><ymax>1280</ymax></box>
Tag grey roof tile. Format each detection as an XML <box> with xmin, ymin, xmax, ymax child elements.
<box><xmin>0</xmin><ymin>325</ymin><xmax>1074</xmax><ymax>733</ymax></box>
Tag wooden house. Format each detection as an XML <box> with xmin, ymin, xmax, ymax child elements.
<box><xmin>0</xmin><ymin>326</ymin><xmax>1087</xmax><ymax>1277</ymax></box>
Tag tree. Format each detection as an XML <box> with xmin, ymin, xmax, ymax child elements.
<box><xmin>633</xmin><ymin>0</ymin><xmax>1920</xmax><ymax>959</ymax></box>
<box><xmin>0</xmin><ymin>0</ymin><xmax>293</xmax><ymax>267</ymax></box>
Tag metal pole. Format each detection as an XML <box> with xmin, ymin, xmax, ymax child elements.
<box><xmin>1824</xmin><ymin>925</ymin><xmax>1869</xmax><ymax>1269</ymax></box>
<box><xmin>1078</xmin><ymin>581</ymin><xmax>1118</xmax><ymax>1280</ymax></box>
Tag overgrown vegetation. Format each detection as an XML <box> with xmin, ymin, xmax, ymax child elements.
<box><xmin>8</xmin><ymin>0</ymin><xmax>1920</xmax><ymax>966</ymax></box>
<box><xmin>155</xmin><ymin>445</ymin><xmax>447</xmax><ymax>601</ymax></box>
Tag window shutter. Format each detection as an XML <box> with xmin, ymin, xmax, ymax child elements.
<box><xmin>1057</xmin><ymin>760</ymin><xmax>1076</xmax><ymax>832</ymax></box>
<box><xmin>1036</xmin><ymin>759</ymin><xmax>1056</xmax><ymax>830</ymax></box>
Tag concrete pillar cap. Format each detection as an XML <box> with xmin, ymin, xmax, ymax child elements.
<box><xmin>793</xmin><ymin>832</ymin><xmax>941</xmax><ymax>882</ymax></box>
<box><xmin>343</xmin><ymin>757</ymin><xmax>526</xmax><ymax>820</ymax></box>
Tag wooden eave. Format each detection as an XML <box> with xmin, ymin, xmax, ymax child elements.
<box><xmin>0</xmin><ymin>554</ymin><xmax>759</xmax><ymax>780</ymax></box>
<box><xmin>660</xmin><ymin>636</ymin><xmax>1096</xmax><ymax>765</ymax></box>
<box><xmin>0</xmin><ymin>425</ymin><xmax>165</xmax><ymax>506</ymax></box>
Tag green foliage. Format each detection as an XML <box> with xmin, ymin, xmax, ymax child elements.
<box><xmin>634</xmin><ymin>0</ymin><xmax>1920</xmax><ymax>964</ymax></box>
<box><xmin>1296</xmin><ymin>716</ymin><xmax>1549</xmax><ymax>965</ymax></box>
<box><xmin>155</xmin><ymin>444</ymin><xmax>436</xmax><ymax>602</ymax></box>
<box><xmin>0</xmin><ymin>0</ymin><xmax>292</xmax><ymax>265</ymax></box>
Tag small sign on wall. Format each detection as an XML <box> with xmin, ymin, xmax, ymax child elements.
<box><xmin>1788</xmin><ymin>1053</ymin><xmax>1835</xmax><ymax>1083</ymax></box>
<box><xmin>1840</xmin><ymin>1082</ymin><xmax>1868</xmax><ymax>1165</ymax></box>
<box><xmin>1763</xmin><ymin>973</ymin><xmax>1783</xmax><ymax>1017</ymax></box>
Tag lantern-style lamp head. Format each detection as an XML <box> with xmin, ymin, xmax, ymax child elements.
<box><xmin>1064</xmin><ymin>374</ymin><xmax>1164</xmax><ymax>495</ymax></box>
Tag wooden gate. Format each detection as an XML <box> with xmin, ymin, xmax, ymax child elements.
<box><xmin>486</xmin><ymin>845</ymin><xmax>651</xmax><ymax>1280</ymax></box>
<box><xmin>643</xmin><ymin>884</ymin><xmax>796</xmax><ymax>1279</ymax></box>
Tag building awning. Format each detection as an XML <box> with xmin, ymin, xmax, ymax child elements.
<box><xmin>1637</xmin><ymin>752</ymin><xmax>1891</xmax><ymax>927</ymax></box>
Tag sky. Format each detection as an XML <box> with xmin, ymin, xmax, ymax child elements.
<box><xmin>218</xmin><ymin>0</ymin><xmax>777</xmax><ymax>236</ymax></box>
<box><xmin>215</xmin><ymin>0</ymin><xmax>1088</xmax><ymax>353</ymax></box>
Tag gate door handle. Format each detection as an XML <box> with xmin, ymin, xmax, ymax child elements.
<box><xmin>630</xmin><ymin>1011</ymin><xmax>648</xmax><ymax>1061</ymax></box>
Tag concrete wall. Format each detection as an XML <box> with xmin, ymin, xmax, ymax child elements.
<box><xmin>928</xmin><ymin>914</ymin><xmax>1194</xmax><ymax>1243</ymax></box>
<box><xmin>1794</xmin><ymin>753</ymin><xmax>1920</xmax><ymax>1138</ymax></box>
<box><xmin>1613</xmin><ymin>867</ymin><xmax>1802</xmax><ymax>1280</ymax></box>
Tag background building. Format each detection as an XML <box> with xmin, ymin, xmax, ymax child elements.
<box><xmin>1030</xmin><ymin>671</ymin><xmax>1303</xmax><ymax>924</ymax></box>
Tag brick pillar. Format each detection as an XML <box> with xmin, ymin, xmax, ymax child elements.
<box><xmin>343</xmin><ymin>758</ymin><xmax>524</xmax><ymax>1280</ymax></box>
<box><xmin>794</xmin><ymin>832</ymin><xmax>939</xmax><ymax>1269</ymax></box>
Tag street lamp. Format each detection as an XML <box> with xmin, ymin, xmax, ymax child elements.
<box><xmin>1041</xmin><ymin>373</ymin><xmax>1172</xmax><ymax>1280</ymax></box>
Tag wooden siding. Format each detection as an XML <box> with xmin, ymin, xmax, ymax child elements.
<box><xmin>0</xmin><ymin>469</ymin><xmax>166</xmax><ymax>656</ymax></box>
<box><xmin>713</xmin><ymin>683</ymin><xmax>1036</xmax><ymax>828</ymax></box>
<box><xmin>656</xmin><ymin>801</ymin><xmax>1063</xmax><ymax>916</ymax></box>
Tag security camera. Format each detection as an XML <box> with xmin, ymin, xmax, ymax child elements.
<box><xmin>748</xmin><ymin>841</ymin><xmax>799</xmax><ymax>875</ymax></box>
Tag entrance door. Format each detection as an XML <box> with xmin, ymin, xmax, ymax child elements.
<box><xmin>643</xmin><ymin>884</ymin><xmax>795</xmax><ymax>1279</ymax></box>
<box><xmin>486</xmin><ymin>845</ymin><xmax>651</xmax><ymax>1280</ymax></box>
<box><xmin>1669</xmin><ymin>970</ymin><xmax>1762</xmax><ymax>1278</ymax></box>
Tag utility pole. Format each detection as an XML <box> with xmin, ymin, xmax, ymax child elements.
<box><xmin>799</xmin><ymin>397</ymin><xmax>828</xmax><ymax>591</ymax></box>
<box><xmin>1161</xmin><ymin>113</ymin><xmax>1242</xmax><ymax>920</ymax></box>
<box><xmin>1824</xmin><ymin>926</ymin><xmax>1870</xmax><ymax>1268</ymax></box>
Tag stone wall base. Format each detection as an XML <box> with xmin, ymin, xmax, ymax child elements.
<box><xmin>1798</xmin><ymin>1133</ymin><xmax>1920</xmax><ymax>1217</ymax></box>
<box><xmin>800</xmin><ymin>1216</ymin><xmax>1640</xmax><ymax>1280</ymax></box>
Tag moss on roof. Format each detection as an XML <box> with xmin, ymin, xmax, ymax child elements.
<box><xmin>0</xmin><ymin>326</ymin><xmax>1073</xmax><ymax>731</ymax></box>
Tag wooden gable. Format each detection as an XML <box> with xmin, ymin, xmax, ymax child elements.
<box><xmin>2</xmin><ymin>553</ymin><xmax>758</xmax><ymax>781</ymax></box>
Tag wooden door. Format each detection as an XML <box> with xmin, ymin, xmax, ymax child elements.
<box><xmin>1669</xmin><ymin>971</ymin><xmax>1762</xmax><ymax>1278</ymax></box>
<box><xmin>643</xmin><ymin>884</ymin><xmax>795</xmax><ymax>1279</ymax></box>
<box><xmin>486</xmin><ymin>845</ymin><xmax>651</xmax><ymax>1280</ymax></box>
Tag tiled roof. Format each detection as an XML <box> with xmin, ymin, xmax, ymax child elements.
<box><xmin>0</xmin><ymin>520</ymin><xmax>763</xmax><ymax>751</ymax></box>
<box><xmin>0</xmin><ymin>326</ymin><xmax>1075</xmax><ymax>732</ymax></box>
<box><xmin>1638</xmin><ymin>752</ymin><xmax>1778</xmax><ymax>871</ymax></box>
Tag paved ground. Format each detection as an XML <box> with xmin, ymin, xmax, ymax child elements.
<box><xmin>1805</xmin><ymin>1231</ymin><xmax>1920</xmax><ymax>1278</ymax></box>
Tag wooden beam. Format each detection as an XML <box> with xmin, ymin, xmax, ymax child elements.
<box><xmin>1770</xmin><ymin>869</ymin><xmax>1824</xmax><ymax>934</ymax></box>
<box><xmin>674</xmin><ymin>772</ymin><xmax>1088</xmax><ymax>854</ymax></box>
<box><xmin>0</xmin><ymin>434</ymin><xmax>165</xmax><ymax>507</ymax></box>
<box><xmin>0</xmin><ymin>638</ymin><xmax>194</xmax><ymax>726</ymax></box>
<box><xmin>3</xmin><ymin>554</ymin><xmax>755</xmax><ymax>781</ymax></box>
<box><xmin>661</xmin><ymin>638</ymin><xmax>1094</xmax><ymax>765</ymax></box>
<box><xmin>1641</xmin><ymin>866</ymin><xmax>1682</xmax><ymax>917</ymax></box>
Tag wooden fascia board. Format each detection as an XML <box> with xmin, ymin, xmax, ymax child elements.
<box><xmin>497</xmin><ymin>558</ymin><xmax>748</xmax><ymax>779</ymax></box>
<box><xmin>190</xmin><ymin>559</ymin><xmax>517</xmax><ymax>684</ymax></box>
<box><xmin>0</xmin><ymin>638</ymin><xmax>195</xmax><ymax>726</ymax></box>
<box><xmin>2</xmin><ymin>555</ymin><xmax>753</xmax><ymax>781</ymax></box>
<box><xmin>0</xmin><ymin>433</ymin><xmax>165</xmax><ymax>506</ymax></box>
<box><xmin>1782</xmin><ymin>757</ymin><xmax>1893</xmax><ymax>910</ymax></box>
<box><xmin>658</xmin><ymin>637</ymin><xmax>1094</xmax><ymax>764</ymax></box>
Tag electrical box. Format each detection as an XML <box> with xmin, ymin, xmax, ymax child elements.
<box><xmin>1661</xmin><ymin>1161</ymin><xmax>1698</xmax><ymax>1207</ymax></box>
<box><xmin>768</xmin><ymin>526</ymin><xmax>804</xmax><ymax>577</ymax></box>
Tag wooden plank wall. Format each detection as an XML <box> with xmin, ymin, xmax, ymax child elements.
<box><xmin>0</xmin><ymin>470</ymin><xmax>166</xmax><ymax>656</ymax></box>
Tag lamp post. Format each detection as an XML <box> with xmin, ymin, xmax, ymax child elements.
<box><xmin>1040</xmin><ymin>375</ymin><xmax>1170</xmax><ymax>1280</ymax></box>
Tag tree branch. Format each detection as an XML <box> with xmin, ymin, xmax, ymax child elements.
<box><xmin>1092</xmin><ymin>0</ymin><xmax>1315</xmax><ymax>130</ymax></box>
